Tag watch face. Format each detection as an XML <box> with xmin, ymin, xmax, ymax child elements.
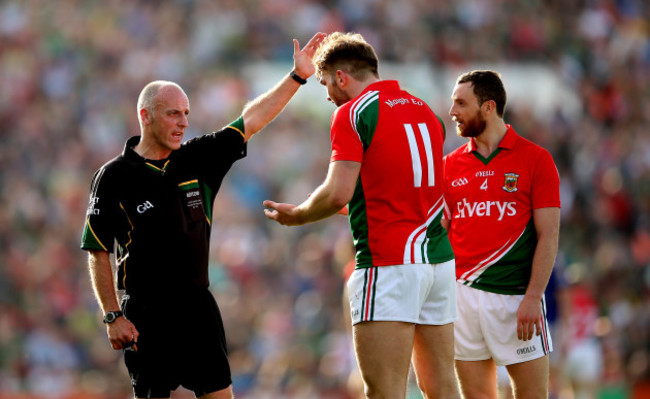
<box><xmin>104</xmin><ymin>311</ymin><xmax>121</xmax><ymax>323</ymax></box>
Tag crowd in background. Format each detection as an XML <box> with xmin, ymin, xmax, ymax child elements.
<box><xmin>0</xmin><ymin>0</ymin><xmax>649</xmax><ymax>398</ymax></box>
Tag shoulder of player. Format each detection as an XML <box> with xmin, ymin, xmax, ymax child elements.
<box><xmin>350</xmin><ymin>90</ymin><xmax>380</xmax><ymax>112</ymax></box>
<box><xmin>512</xmin><ymin>134</ymin><xmax>555</xmax><ymax>164</ymax></box>
<box><xmin>178</xmin><ymin>127</ymin><xmax>244</xmax><ymax>156</ymax></box>
<box><xmin>182</xmin><ymin>125</ymin><xmax>239</xmax><ymax>145</ymax></box>
<box><xmin>88</xmin><ymin>155</ymin><xmax>129</xmax><ymax>190</ymax></box>
<box><xmin>333</xmin><ymin>101</ymin><xmax>353</xmax><ymax>118</ymax></box>
<box><xmin>96</xmin><ymin>154</ymin><xmax>129</xmax><ymax>176</ymax></box>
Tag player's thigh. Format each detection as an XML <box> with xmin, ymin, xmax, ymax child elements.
<box><xmin>506</xmin><ymin>356</ymin><xmax>549</xmax><ymax>399</ymax></box>
<box><xmin>353</xmin><ymin>321</ymin><xmax>415</xmax><ymax>388</ymax></box>
<box><xmin>455</xmin><ymin>359</ymin><xmax>498</xmax><ymax>399</ymax></box>
<box><xmin>412</xmin><ymin>323</ymin><xmax>455</xmax><ymax>378</ymax></box>
<box><xmin>411</xmin><ymin>323</ymin><xmax>458</xmax><ymax>394</ymax></box>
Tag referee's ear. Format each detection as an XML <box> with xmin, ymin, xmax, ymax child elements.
<box><xmin>140</xmin><ymin>108</ymin><xmax>153</xmax><ymax>127</ymax></box>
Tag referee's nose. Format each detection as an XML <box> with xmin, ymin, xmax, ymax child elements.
<box><xmin>180</xmin><ymin>113</ymin><xmax>189</xmax><ymax>128</ymax></box>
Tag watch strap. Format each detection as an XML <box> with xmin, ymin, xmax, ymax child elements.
<box><xmin>290</xmin><ymin>70</ymin><xmax>307</xmax><ymax>85</ymax></box>
<box><xmin>103</xmin><ymin>310</ymin><xmax>124</xmax><ymax>324</ymax></box>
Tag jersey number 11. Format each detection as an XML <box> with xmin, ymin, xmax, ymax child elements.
<box><xmin>404</xmin><ymin>123</ymin><xmax>435</xmax><ymax>188</ymax></box>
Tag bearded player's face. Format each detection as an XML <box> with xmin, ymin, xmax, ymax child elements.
<box><xmin>449</xmin><ymin>82</ymin><xmax>486</xmax><ymax>138</ymax></box>
<box><xmin>455</xmin><ymin>108</ymin><xmax>486</xmax><ymax>138</ymax></box>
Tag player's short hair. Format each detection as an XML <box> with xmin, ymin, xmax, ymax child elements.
<box><xmin>137</xmin><ymin>80</ymin><xmax>185</xmax><ymax>114</ymax></box>
<box><xmin>313</xmin><ymin>32</ymin><xmax>379</xmax><ymax>81</ymax></box>
<box><xmin>457</xmin><ymin>70</ymin><xmax>507</xmax><ymax>117</ymax></box>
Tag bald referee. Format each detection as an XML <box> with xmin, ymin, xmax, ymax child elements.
<box><xmin>80</xmin><ymin>33</ymin><xmax>325</xmax><ymax>399</ymax></box>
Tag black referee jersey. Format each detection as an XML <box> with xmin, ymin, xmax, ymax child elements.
<box><xmin>80</xmin><ymin>118</ymin><xmax>246</xmax><ymax>296</ymax></box>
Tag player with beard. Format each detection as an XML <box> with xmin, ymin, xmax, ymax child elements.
<box><xmin>442</xmin><ymin>70</ymin><xmax>561</xmax><ymax>399</ymax></box>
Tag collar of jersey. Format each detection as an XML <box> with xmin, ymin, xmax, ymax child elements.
<box><xmin>123</xmin><ymin>136</ymin><xmax>172</xmax><ymax>174</ymax></box>
<box><xmin>468</xmin><ymin>124</ymin><xmax>518</xmax><ymax>164</ymax></box>
<box><xmin>357</xmin><ymin>80</ymin><xmax>400</xmax><ymax>98</ymax></box>
<box><xmin>144</xmin><ymin>159</ymin><xmax>170</xmax><ymax>174</ymax></box>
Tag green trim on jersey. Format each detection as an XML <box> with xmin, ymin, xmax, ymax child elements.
<box><xmin>228</xmin><ymin>116</ymin><xmax>245</xmax><ymax>138</ymax></box>
<box><xmin>81</xmin><ymin>220</ymin><xmax>108</xmax><ymax>251</ymax></box>
<box><xmin>436</xmin><ymin>115</ymin><xmax>446</xmax><ymax>139</ymax></box>
<box><xmin>347</xmin><ymin>93</ymin><xmax>380</xmax><ymax>266</ymax></box>
<box><xmin>473</xmin><ymin>148</ymin><xmax>502</xmax><ymax>165</ymax></box>
<box><xmin>202</xmin><ymin>182</ymin><xmax>214</xmax><ymax>224</ymax></box>
<box><xmin>464</xmin><ymin>219</ymin><xmax>537</xmax><ymax>295</ymax></box>
<box><xmin>349</xmin><ymin>176</ymin><xmax>372</xmax><ymax>266</ymax></box>
<box><xmin>353</xmin><ymin>92</ymin><xmax>380</xmax><ymax>151</ymax></box>
<box><xmin>424</xmin><ymin>211</ymin><xmax>455</xmax><ymax>263</ymax></box>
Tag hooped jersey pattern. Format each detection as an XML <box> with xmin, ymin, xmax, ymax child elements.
<box><xmin>443</xmin><ymin>126</ymin><xmax>560</xmax><ymax>294</ymax></box>
<box><xmin>330</xmin><ymin>80</ymin><xmax>454</xmax><ymax>269</ymax></box>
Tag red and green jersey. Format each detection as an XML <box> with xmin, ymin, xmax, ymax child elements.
<box><xmin>442</xmin><ymin>126</ymin><xmax>560</xmax><ymax>294</ymax></box>
<box><xmin>330</xmin><ymin>80</ymin><xmax>454</xmax><ymax>269</ymax></box>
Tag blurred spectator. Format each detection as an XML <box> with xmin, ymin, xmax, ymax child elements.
<box><xmin>0</xmin><ymin>0</ymin><xmax>649</xmax><ymax>397</ymax></box>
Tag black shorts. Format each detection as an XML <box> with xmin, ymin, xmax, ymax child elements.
<box><xmin>121</xmin><ymin>288</ymin><xmax>231</xmax><ymax>398</ymax></box>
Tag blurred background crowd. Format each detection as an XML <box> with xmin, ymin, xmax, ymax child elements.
<box><xmin>0</xmin><ymin>0</ymin><xmax>649</xmax><ymax>398</ymax></box>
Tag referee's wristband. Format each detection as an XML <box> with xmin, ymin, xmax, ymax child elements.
<box><xmin>290</xmin><ymin>70</ymin><xmax>307</xmax><ymax>85</ymax></box>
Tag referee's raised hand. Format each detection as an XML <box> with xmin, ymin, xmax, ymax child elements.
<box><xmin>292</xmin><ymin>32</ymin><xmax>327</xmax><ymax>82</ymax></box>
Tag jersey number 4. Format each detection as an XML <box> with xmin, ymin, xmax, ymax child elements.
<box><xmin>404</xmin><ymin>123</ymin><xmax>435</xmax><ymax>187</ymax></box>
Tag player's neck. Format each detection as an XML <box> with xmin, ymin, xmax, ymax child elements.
<box><xmin>348</xmin><ymin>77</ymin><xmax>381</xmax><ymax>99</ymax></box>
<box><xmin>474</xmin><ymin>120</ymin><xmax>508</xmax><ymax>158</ymax></box>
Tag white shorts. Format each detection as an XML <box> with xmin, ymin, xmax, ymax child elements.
<box><xmin>347</xmin><ymin>260</ymin><xmax>457</xmax><ymax>326</ymax></box>
<box><xmin>455</xmin><ymin>282</ymin><xmax>553</xmax><ymax>366</ymax></box>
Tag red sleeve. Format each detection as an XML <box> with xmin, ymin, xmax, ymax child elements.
<box><xmin>531</xmin><ymin>149</ymin><xmax>561</xmax><ymax>209</ymax></box>
<box><xmin>330</xmin><ymin>106</ymin><xmax>363</xmax><ymax>163</ymax></box>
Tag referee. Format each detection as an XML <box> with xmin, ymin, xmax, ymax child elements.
<box><xmin>80</xmin><ymin>33</ymin><xmax>325</xmax><ymax>399</ymax></box>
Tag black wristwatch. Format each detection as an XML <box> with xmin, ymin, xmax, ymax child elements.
<box><xmin>103</xmin><ymin>310</ymin><xmax>123</xmax><ymax>324</ymax></box>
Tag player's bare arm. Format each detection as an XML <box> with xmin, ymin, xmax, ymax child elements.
<box><xmin>264</xmin><ymin>160</ymin><xmax>360</xmax><ymax>225</ymax></box>
<box><xmin>516</xmin><ymin>206</ymin><xmax>560</xmax><ymax>341</ymax></box>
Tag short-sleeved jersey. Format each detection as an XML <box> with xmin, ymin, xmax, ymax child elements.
<box><xmin>80</xmin><ymin>119</ymin><xmax>246</xmax><ymax>296</ymax></box>
<box><xmin>331</xmin><ymin>80</ymin><xmax>454</xmax><ymax>268</ymax></box>
<box><xmin>442</xmin><ymin>126</ymin><xmax>560</xmax><ymax>294</ymax></box>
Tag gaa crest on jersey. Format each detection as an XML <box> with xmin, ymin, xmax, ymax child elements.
<box><xmin>502</xmin><ymin>173</ymin><xmax>519</xmax><ymax>192</ymax></box>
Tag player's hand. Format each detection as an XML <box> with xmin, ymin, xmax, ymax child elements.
<box><xmin>263</xmin><ymin>200</ymin><xmax>302</xmax><ymax>226</ymax></box>
<box><xmin>516</xmin><ymin>295</ymin><xmax>543</xmax><ymax>341</ymax></box>
<box><xmin>292</xmin><ymin>32</ymin><xmax>327</xmax><ymax>81</ymax></box>
<box><xmin>107</xmin><ymin>317</ymin><xmax>139</xmax><ymax>352</ymax></box>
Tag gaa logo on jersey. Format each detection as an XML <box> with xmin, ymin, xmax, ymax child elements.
<box><xmin>502</xmin><ymin>173</ymin><xmax>519</xmax><ymax>192</ymax></box>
